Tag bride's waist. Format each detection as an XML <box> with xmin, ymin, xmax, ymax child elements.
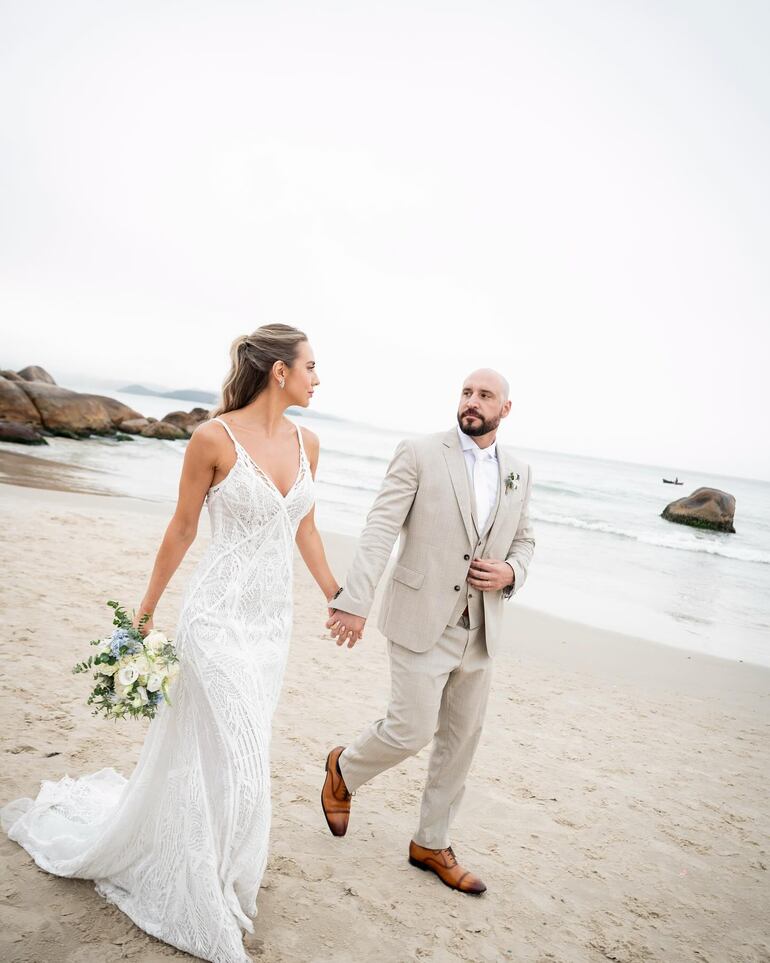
<box><xmin>184</xmin><ymin>551</ymin><xmax>291</xmax><ymax>592</ymax></box>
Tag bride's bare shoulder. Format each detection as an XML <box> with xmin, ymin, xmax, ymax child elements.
<box><xmin>187</xmin><ymin>419</ymin><xmax>231</xmax><ymax>458</ymax></box>
<box><xmin>299</xmin><ymin>424</ymin><xmax>319</xmax><ymax>450</ymax></box>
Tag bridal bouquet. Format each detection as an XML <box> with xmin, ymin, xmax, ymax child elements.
<box><xmin>72</xmin><ymin>600</ymin><xmax>180</xmax><ymax>720</ymax></box>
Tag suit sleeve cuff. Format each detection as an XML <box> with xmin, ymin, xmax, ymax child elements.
<box><xmin>330</xmin><ymin>587</ymin><xmax>371</xmax><ymax>619</ymax></box>
<box><xmin>502</xmin><ymin>560</ymin><xmax>517</xmax><ymax>600</ymax></box>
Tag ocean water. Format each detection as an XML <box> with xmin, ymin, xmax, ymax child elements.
<box><xmin>4</xmin><ymin>387</ymin><xmax>769</xmax><ymax>667</ymax></box>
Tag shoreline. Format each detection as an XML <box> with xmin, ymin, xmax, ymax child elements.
<box><xmin>2</xmin><ymin>453</ymin><xmax>769</xmax><ymax>676</ymax></box>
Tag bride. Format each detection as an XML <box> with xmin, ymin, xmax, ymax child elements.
<box><xmin>1</xmin><ymin>324</ymin><xmax>354</xmax><ymax>962</ymax></box>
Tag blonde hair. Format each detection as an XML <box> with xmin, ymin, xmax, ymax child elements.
<box><xmin>212</xmin><ymin>323</ymin><xmax>307</xmax><ymax>416</ymax></box>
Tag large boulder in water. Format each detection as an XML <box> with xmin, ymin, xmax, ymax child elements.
<box><xmin>120</xmin><ymin>417</ymin><xmax>151</xmax><ymax>434</ymax></box>
<box><xmin>14</xmin><ymin>382</ymin><xmax>141</xmax><ymax>437</ymax></box>
<box><xmin>160</xmin><ymin>407</ymin><xmax>210</xmax><ymax>435</ymax></box>
<box><xmin>140</xmin><ymin>420</ymin><xmax>187</xmax><ymax>440</ymax></box>
<box><xmin>0</xmin><ymin>376</ymin><xmax>43</xmax><ymax>425</ymax></box>
<box><xmin>0</xmin><ymin>420</ymin><xmax>47</xmax><ymax>444</ymax></box>
<box><xmin>17</xmin><ymin>365</ymin><xmax>57</xmax><ymax>385</ymax></box>
<box><xmin>81</xmin><ymin>393</ymin><xmax>143</xmax><ymax>427</ymax></box>
<box><xmin>661</xmin><ymin>487</ymin><xmax>736</xmax><ymax>533</ymax></box>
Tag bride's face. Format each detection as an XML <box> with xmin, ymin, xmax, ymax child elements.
<box><xmin>284</xmin><ymin>340</ymin><xmax>320</xmax><ymax>407</ymax></box>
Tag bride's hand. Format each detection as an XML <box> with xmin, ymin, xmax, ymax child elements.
<box><xmin>325</xmin><ymin>610</ymin><xmax>366</xmax><ymax>648</ymax></box>
<box><xmin>133</xmin><ymin>609</ymin><xmax>154</xmax><ymax>637</ymax></box>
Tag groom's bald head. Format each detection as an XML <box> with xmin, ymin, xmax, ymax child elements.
<box><xmin>457</xmin><ymin>368</ymin><xmax>511</xmax><ymax>439</ymax></box>
<box><xmin>465</xmin><ymin>368</ymin><xmax>509</xmax><ymax>400</ymax></box>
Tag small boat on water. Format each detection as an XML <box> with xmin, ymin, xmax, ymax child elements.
<box><xmin>663</xmin><ymin>477</ymin><xmax>683</xmax><ymax>485</ymax></box>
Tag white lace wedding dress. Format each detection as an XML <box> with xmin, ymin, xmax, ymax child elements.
<box><xmin>1</xmin><ymin>417</ymin><xmax>315</xmax><ymax>963</ymax></box>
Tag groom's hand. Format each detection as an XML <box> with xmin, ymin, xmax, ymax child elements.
<box><xmin>467</xmin><ymin>558</ymin><xmax>515</xmax><ymax>592</ymax></box>
<box><xmin>326</xmin><ymin>610</ymin><xmax>366</xmax><ymax>648</ymax></box>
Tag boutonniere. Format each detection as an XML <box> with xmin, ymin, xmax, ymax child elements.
<box><xmin>505</xmin><ymin>471</ymin><xmax>520</xmax><ymax>494</ymax></box>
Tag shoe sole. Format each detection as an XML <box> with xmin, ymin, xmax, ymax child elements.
<box><xmin>321</xmin><ymin>748</ymin><xmax>347</xmax><ymax>838</ymax></box>
<box><xmin>408</xmin><ymin>856</ymin><xmax>486</xmax><ymax>896</ymax></box>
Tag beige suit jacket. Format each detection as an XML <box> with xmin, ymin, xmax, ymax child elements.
<box><xmin>333</xmin><ymin>427</ymin><xmax>535</xmax><ymax>657</ymax></box>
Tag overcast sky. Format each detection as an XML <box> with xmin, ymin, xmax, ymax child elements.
<box><xmin>1</xmin><ymin>1</ymin><xmax>768</xmax><ymax>479</ymax></box>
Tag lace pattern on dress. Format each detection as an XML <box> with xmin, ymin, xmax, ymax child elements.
<box><xmin>1</xmin><ymin>417</ymin><xmax>315</xmax><ymax>963</ymax></box>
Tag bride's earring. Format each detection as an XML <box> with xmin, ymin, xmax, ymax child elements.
<box><xmin>279</xmin><ymin>377</ymin><xmax>285</xmax><ymax>389</ymax></box>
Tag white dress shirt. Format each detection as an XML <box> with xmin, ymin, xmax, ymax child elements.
<box><xmin>456</xmin><ymin>425</ymin><xmax>499</xmax><ymax>533</ymax></box>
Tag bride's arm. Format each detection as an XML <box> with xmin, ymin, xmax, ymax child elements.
<box><xmin>133</xmin><ymin>424</ymin><xmax>221</xmax><ymax>632</ymax></box>
<box><xmin>294</xmin><ymin>429</ymin><xmax>340</xmax><ymax>604</ymax></box>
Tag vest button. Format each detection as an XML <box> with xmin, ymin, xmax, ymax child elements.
<box><xmin>454</xmin><ymin>585</ymin><xmax>461</xmax><ymax>591</ymax></box>
<box><xmin>464</xmin><ymin>554</ymin><xmax>470</xmax><ymax>560</ymax></box>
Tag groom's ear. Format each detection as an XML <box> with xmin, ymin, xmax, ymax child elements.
<box><xmin>500</xmin><ymin>399</ymin><xmax>512</xmax><ymax>419</ymax></box>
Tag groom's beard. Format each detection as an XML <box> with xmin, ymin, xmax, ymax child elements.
<box><xmin>457</xmin><ymin>410</ymin><xmax>500</xmax><ymax>437</ymax></box>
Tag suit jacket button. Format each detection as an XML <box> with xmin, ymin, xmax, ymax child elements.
<box><xmin>454</xmin><ymin>585</ymin><xmax>461</xmax><ymax>591</ymax></box>
<box><xmin>464</xmin><ymin>554</ymin><xmax>470</xmax><ymax>560</ymax></box>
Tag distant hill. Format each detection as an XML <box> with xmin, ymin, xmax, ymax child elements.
<box><xmin>285</xmin><ymin>407</ymin><xmax>344</xmax><ymax>422</ymax></box>
<box><xmin>120</xmin><ymin>385</ymin><xmax>218</xmax><ymax>404</ymax></box>
<box><xmin>118</xmin><ymin>384</ymin><xmax>345</xmax><ymax>422</ymax></box>
<box><xmin>162</xmin><ymin>389</ymin><xmax>219</xmax><ymax>403</ymax></box>
<box><xmin>120</xmin><ymin>384</ymin><xmax>161</xmax><ymax>396</ymax></box>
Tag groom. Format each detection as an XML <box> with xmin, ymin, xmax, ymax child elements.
<box><xmin>322</xmin><ymin>369</ymin><xmax>535</xmax><ymax>895</ymax></box>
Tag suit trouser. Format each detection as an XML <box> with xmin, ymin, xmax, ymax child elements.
<box><xmin>338</xmin><ymin>617</ymin><xmax>493</xmax><ymax>851</ymax></box>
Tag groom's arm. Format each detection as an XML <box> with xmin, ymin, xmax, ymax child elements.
<box><xmin>503</xmin><ymin>465</ymin><xmax>535</xmax><ymax>599</ymax></box>
<box><xmin>332</xmin><ymin>439</ymin><xmax>419</xmax><ymax>619</ymax></box>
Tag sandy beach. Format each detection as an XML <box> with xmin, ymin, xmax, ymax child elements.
<box><xmin>1</xmin><ymin>480</ymin><xmax>769</xmax><ymax>963</ymax></box>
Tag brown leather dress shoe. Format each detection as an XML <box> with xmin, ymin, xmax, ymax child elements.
<box><xmin>408</xmin><ymin>841</ymin><xmax>487</xmax><ymax>895</ymax></box>
<box><xmin>321</xmin><ymin>746</ymin><xmax>352</xmax><ymax>837</ymax></box>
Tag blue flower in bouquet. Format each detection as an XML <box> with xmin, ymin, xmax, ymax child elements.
<box><xmin>110</xmin><ymin>628</ymin><xmax>140</xmax><ymax>658</ymax></box>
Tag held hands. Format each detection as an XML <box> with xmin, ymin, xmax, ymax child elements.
<box><xmin>467</xmin><ymin>558</ymin><xmax>515</xmax><ymax>592</ymax></box>
<box><xmin>323</xmin><ymin>559</ymin><xmax>513</xmax><ymax>647</ymax></box>
<box><xmin>325</xmin><ymin>609</ymin><xmax>366</xmax><ymax>648</ymax></box>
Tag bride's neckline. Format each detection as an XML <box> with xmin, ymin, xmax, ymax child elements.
<box><xmin>214</xmin><ymin>417</ymin><xmax>305</xmax><ymax>500</ymax></box>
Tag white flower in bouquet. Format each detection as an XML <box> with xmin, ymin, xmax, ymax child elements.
<box><xmin>114</xmin><ymin>679</ymin><xmax>131</xmax><ymax>700</ymax></box>
<box><xmin>117</xmin><ymin>664</ymin><xmax>139</xmax><ymax>687</ymax></box>
<box><xmin>144</xmin><ymin>630</ymin><xmax>168</xmax><ymax>653</ymax></box>
<box><xmin>146</xmin><ymin>672</ymin><xmax>163</xmax><ymax>692</ymax></box>
<box><xmin>132</xmin><ymin>654</ymin><xmax>151</xmax><ymax>676</ymax></box>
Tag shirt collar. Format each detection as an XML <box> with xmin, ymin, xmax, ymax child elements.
<box><xmin>456</xmin><ymin>424</ymin><xmax>497</xmax><ymax>460</ymax></box>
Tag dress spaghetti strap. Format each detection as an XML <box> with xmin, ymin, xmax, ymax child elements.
<box><xmin>293</xmin><ymin>421</ymin><xmax>306</xmax><ymax>456</ymax></box>
<box><xmin>212</xmin><ymin>416</ymin><xmax>239</xmax><ymax>450</ymax></box>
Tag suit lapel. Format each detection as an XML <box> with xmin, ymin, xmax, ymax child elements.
<box><xmin>442</xmin><ymin>429</ymin><xmax>477</xmax><ymax>545</ymax></box>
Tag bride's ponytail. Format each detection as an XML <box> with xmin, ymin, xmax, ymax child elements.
<box><xmin>212</xmin><ymin>324</ymin><xmax>307</xmax><ymax>417</ymax></box>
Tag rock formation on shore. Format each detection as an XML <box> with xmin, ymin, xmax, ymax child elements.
<box><xmin>0</xmin><ymin>366</ymin><xmax>212</xmax><ymax>444</ymax></box>
<box><xmin>661</xmin><ymin>487</ymin><xmax>736</xmax><ymax>533</ymax></box>
<box><xmin>140</xmin><ymin>421</ymin><xmax>188</xmax><ymax>440</ymax></box>
<box><xmin>0</xmin><ymin>421</ymin><xmax>46</xmax><ymax>445</ymax></box>
<box><xmin>15</xmin><ymin>381</ymin><xmax>143</xmax><ymax>437</ymax></box>
<box><xmin>17</xmin><ymin>365</ymin><xmax>57</xmax><ymax>385</ymax></box>
<box><xmin>0</xmin><ymin>376</ymin><xmax>42</xmax><ymax>425</ymax></box>
<box><xmin>157</xmin><ymin>408</ymin><xmax>210</xmax><ymax>433</ymax></box>
<box><xmin>0</xmin><ymin>367</ymin><xmax>142</xmax><ymax>442</ymax></box>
